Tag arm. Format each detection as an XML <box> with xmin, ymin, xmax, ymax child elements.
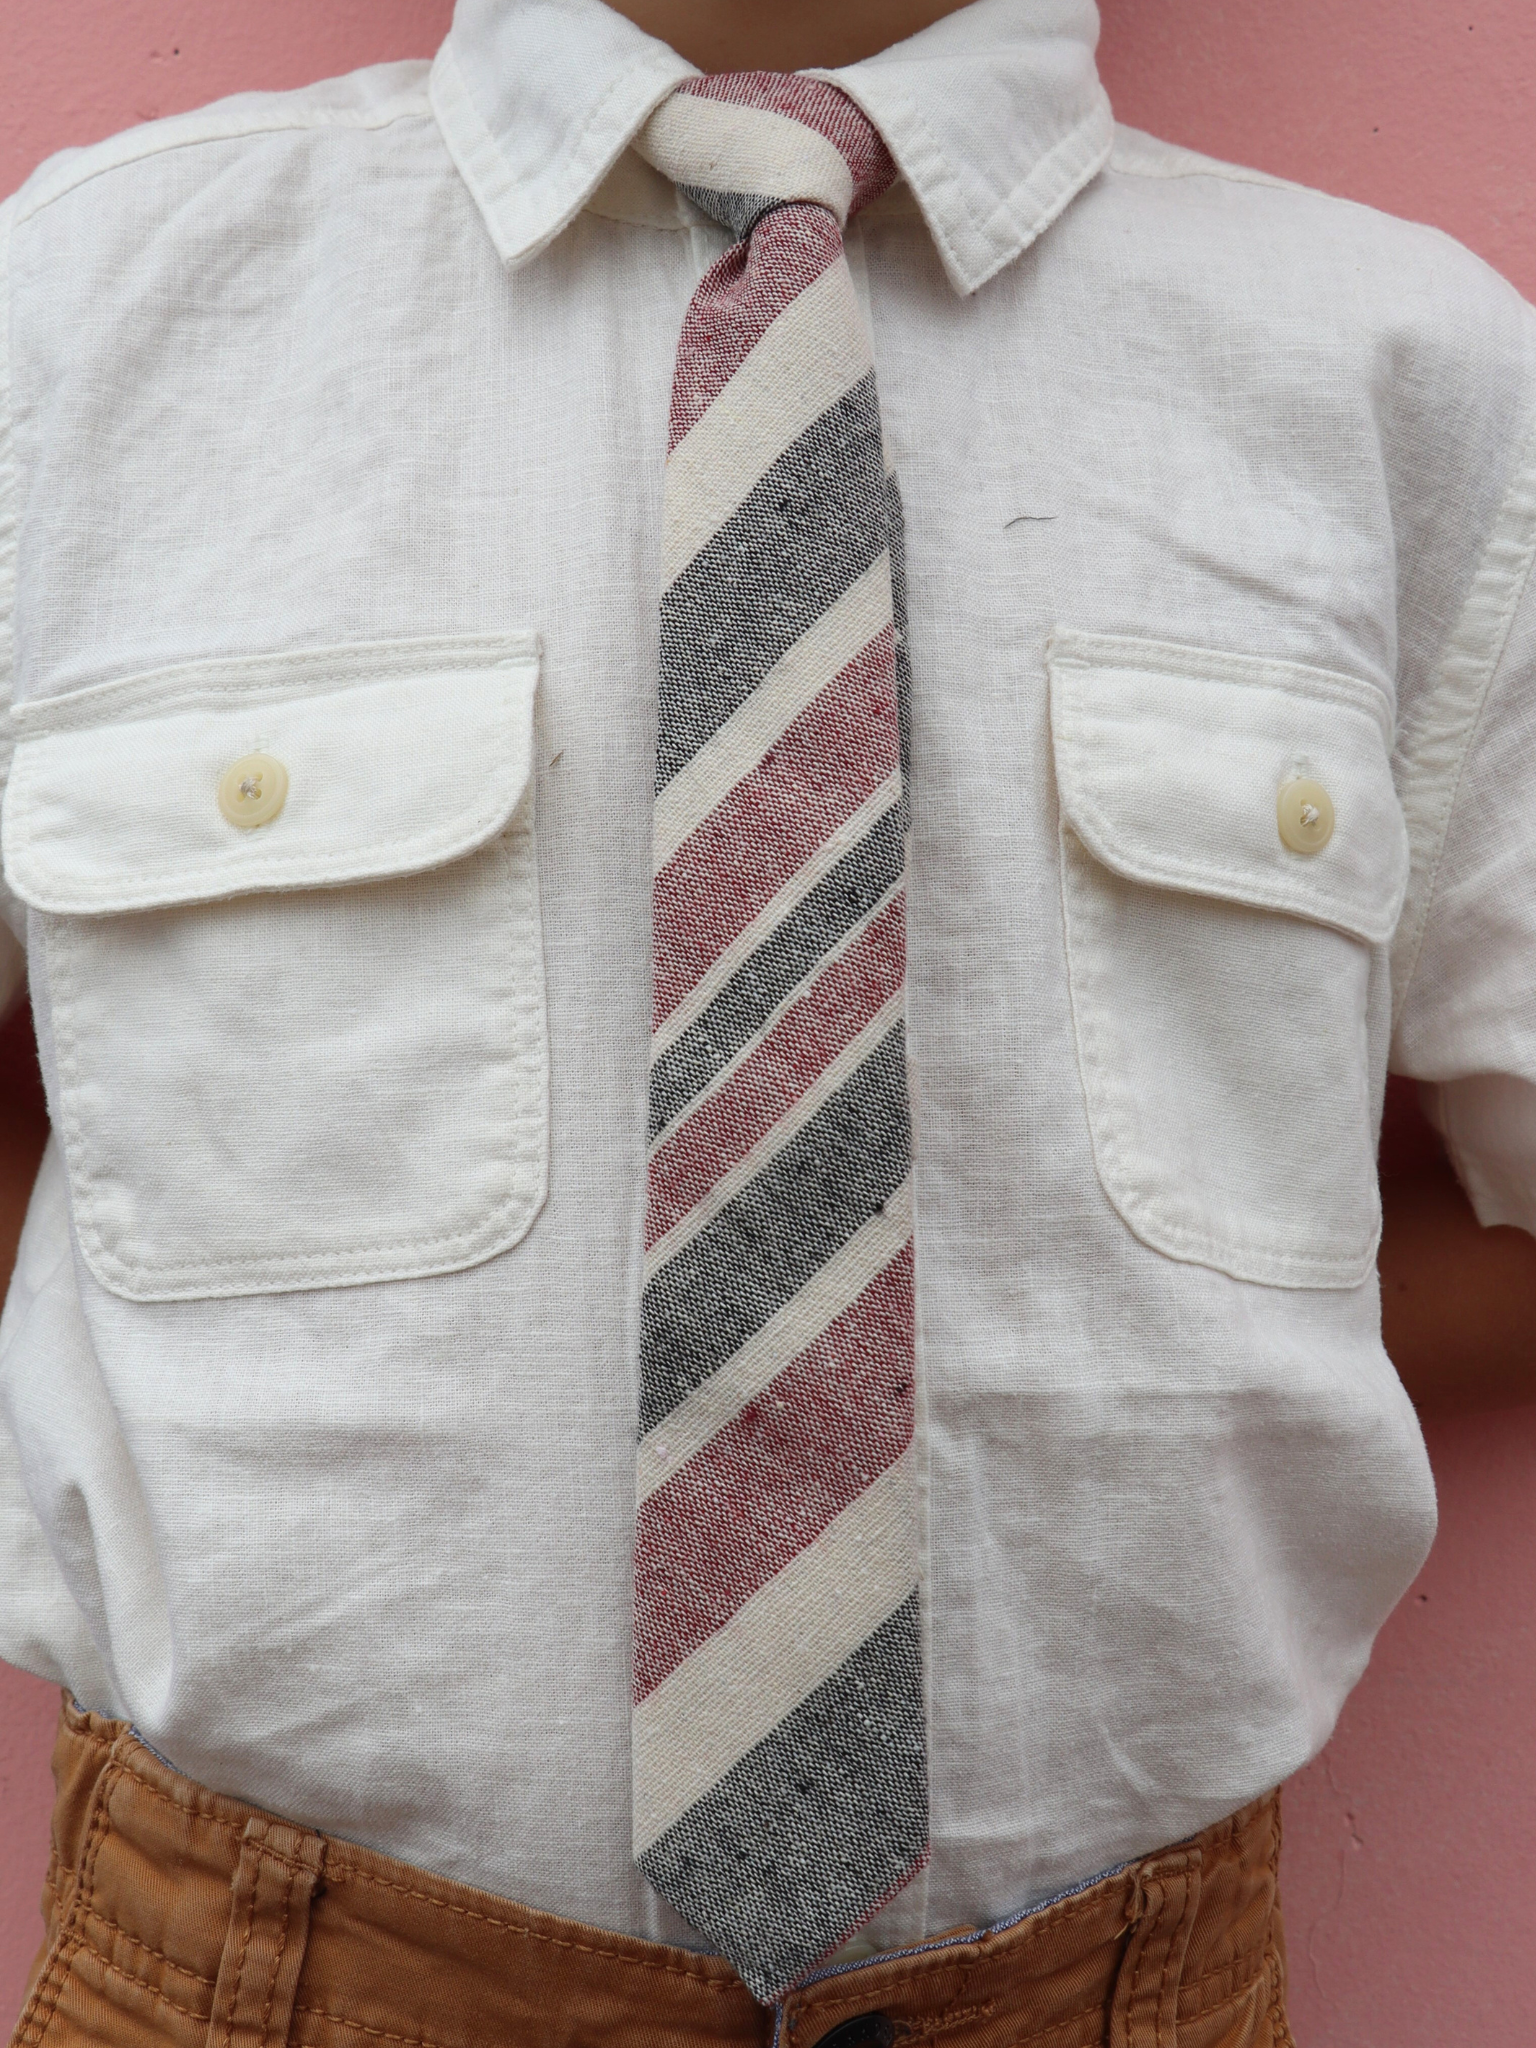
<box><xmin>0</xmin><ymin>934</ymin><xmax>49</xmax><ymax>1296</ymax></box>
<box><xmin>1380</xmin><ymin>1150</ymin><xmax>1536</xmax><ymax>1412</ymax></box>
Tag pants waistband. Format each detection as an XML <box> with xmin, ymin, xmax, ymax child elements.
<box><xmin>13</xmin><ymin>1696</ymin><xmax>1292</xmax><ymax>2048</ymax></box>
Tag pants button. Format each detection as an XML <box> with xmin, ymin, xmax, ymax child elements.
<box><xmin>811</xmin><ymin>2017</ymin><xmax>895</xmax><ymax>2048</ymax></box>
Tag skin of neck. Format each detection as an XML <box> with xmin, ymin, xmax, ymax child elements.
<box><xmin>604</xmin><ymin>0</ymin><xmax>975</xmax><ymax>71</ymax></box>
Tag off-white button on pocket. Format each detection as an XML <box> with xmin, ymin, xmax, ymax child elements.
<box><xmin>1277</xmin><ymin>777</ymin><xmax>1334</xmax><ymax>854</ymax></box>
<box><xmin>218</xmin><ymin>753</ymin><xmax>288</xmax><ymax>829</ymax></box>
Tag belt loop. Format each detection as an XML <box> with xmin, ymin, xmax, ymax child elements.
<box><xmin>1109</xmin><ymin>1847</ymin><xmax>1202</xmax><ymax>2048</ymax></box>
<box><xmin>206</xmin><ymin>1817</ymin><xmax>326</xmax><ymax>2048</ymax></box>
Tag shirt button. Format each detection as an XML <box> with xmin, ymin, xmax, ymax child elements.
<box><xmin>1277</xmin><ymin>777</ymin><xmax>1334</xmax><ymax>854</ymax></box>
<box><xmin>217</xmin><ymin>752</ymin><xmax>289</xmax><ymax>829</ymax></box>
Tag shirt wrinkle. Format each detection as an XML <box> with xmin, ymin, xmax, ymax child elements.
<box><xmin>11</xmin><ymin>72</ymin><xmax>436</xmax><ymax>229</ymax></box>
<box><xmin>0</xmin><ymin>0</ymin><xmax>1532</xmax><ymax>1965</ymax></box>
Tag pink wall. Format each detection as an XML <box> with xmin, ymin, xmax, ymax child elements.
<box><xmin>3</xmin><ymin>4</ymin><xmax>1536</xmax><ymax>2041</ymax></box>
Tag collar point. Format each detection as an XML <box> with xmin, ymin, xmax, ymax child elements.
<box><xmin>924</xmin><ymin>92</ymin><xmax>1115</xmax><ymax>298</ymax></box>
<box><xmin>430</xmin><ymin>28</ymin><xmax>695</xmax><ymax>274</ymax></box>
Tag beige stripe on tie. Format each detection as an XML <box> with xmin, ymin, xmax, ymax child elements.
<box><xmin>661</xmin><ymin>260</ymin><xmax>873</xmax><ymax>586</ymax></box>
<box><xmin>642</xmin><ymin>92</ymin><xmax>856</xmax><ymax>221</ymax></box>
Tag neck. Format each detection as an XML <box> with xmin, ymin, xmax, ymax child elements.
<box><xmin>603</xmin><ymin>0</ymin><xmax>975</xmax><ymax>72</ymax></box>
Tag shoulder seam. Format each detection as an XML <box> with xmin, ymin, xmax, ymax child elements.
<box><xmin>14</xmin><ymin>84</ymin><xmax>433</xmax><ymax>226</ymax></box>
<box><xmin>1110</xmin><ymin>160</ymin><xmax>1298</xmax><ymax>193</ymax></box>
<box><xmin>1107</xmin><ymin>128</ymin><xmax>1301</xmax><ymax>196</ymax></box>
<box><xmin>1105</xmin><ymin>127</ymin><xmax>1503</xmax><ymax>281</ymax></box>
<box><xmin>1390</xmin><ymin>311</ymin><xmax>1536</xmax><ymax>1026</ymax></box>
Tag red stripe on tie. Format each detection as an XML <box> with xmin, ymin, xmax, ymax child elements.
<box><xmin>651</xmin><ymin>626</ymin><xmax>898</xmax><ymax>1030</ymax></box>
<box><xmin>632</xmin><ymin>1243</ymin><xmax>915</xmax><ymax>1703</ymax></box>
<box><xmin>669</xmin><ymin>211</ymin><xmax>843</xmax><ymax>451</ymax></box>
<box><xmin>646</xmin><ymin>891</ymin><xmax>905</xmax><ymax>1247</ymax></box>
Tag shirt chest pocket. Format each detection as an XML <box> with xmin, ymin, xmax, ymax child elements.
<box><xmin>3</xmin><ymin>635</ymin><xmax>548</xmax><ymax>1302</ymax></box>
<box><xmin>1048</xmin><ymin>631</ymin><xmax>1410</xmax><ymax>1290</ymax></box>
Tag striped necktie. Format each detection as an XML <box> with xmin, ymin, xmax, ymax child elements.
<box><xmin>630</xmin><ymin>74</ymin><xmax>927</xmax><ymax>2004</ymax></box>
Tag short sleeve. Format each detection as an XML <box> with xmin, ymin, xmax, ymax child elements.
<box><xmin>1392</xmin><ymin>337</ymin><xmax>1536</xmax><ymax>1235</ymax></box>
<box><xmin>0</xmin><ymin>193</ymin><xmax>27</xmax><ymax>969</ymax></box>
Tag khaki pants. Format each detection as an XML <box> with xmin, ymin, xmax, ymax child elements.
<box><xmin>12</xmin><ymin>1698</ymin><xmax>1293</xmax><ymax>2048</ymax></box>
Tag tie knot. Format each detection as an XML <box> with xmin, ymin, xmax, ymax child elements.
<box><xmin>637</xmin><ymin>73</ymin><xmax>896</xmax><ymax>239</ymax></box>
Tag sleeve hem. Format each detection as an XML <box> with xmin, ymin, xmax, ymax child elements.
<box><xmin>1422</xmin><ymin>1074</ymin><xmax>1536</xmax><ymax>1238</ymax></box>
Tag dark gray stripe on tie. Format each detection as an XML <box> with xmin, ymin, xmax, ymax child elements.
<box><xmin>678</xmin><ymin>184</ymin><xmax>782</xmax><ymax>239</ymax></box>
<box><xmin>647</xmin><ymin>806</ymin><xmax>906</xmax><ymax>1143</ymax></box>
<box><xmin>640</xmin><ymin>1025</ymin><xmax>910</xmax><ymax>1433</ymax></box>
<box><xmin>637</xmin><ymin>1592</ymin><xmax>928</xmax><ymax>2005</ymax></box>
<box><xmin>656</xmin><ymin>375</ymin><xmax>890</xmax><ymax>791</ymax></box>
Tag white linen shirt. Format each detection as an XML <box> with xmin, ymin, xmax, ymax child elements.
<box><xmin>2</xmin><ymin>0</ymin><xmax>1534</xmax><ymax>1955</ymax></box>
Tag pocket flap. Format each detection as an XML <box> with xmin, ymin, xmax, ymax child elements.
<box><xmin>3</xmin><ymin>635</ymin><xmax>539</xmax><ymax>916</ymax></box>
<box><xmin>1048</xmin><ymin>631</ymin><xmax>1409</xmax><ymax>945</ymax></box>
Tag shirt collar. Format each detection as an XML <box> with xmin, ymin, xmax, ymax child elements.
<box><xmin>430</xmin><ymin>0</ymin><xmax>1114</xmax><ymax>295</ymax></box>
